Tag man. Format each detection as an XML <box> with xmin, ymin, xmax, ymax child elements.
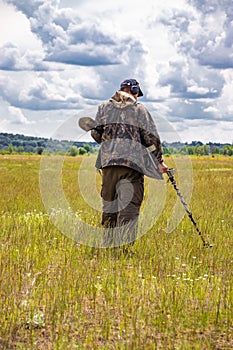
<box><xmin>91</xmin><ymin>78</ymin><xmax>168</xmax><ymax>248</ymax></box>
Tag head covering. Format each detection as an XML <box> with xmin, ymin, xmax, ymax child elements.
<box><xmin>120</xmin><ymin>78</ymin><xmax>143</xmax><ymax>97</ymax></box>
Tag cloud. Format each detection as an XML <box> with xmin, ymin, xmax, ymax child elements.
<box><xmin>158</xmin><ymin>58</ymin><xmax>224</xmax><ymax>99</ymax></box>
<box><xmin>0</xmin><ymin>43</ymin><xmax>21</xmax><ymax>70</ymax></box>
<box><xmin>196</xmin><ymin>45</ymin><xmax>233</xmax><ymax>70</ymax></box>
<box><xmin>0</xmin><ymin>102</ymin><xmax>34</xmax><ymax>131</ymax></box>
<box><xmin>54</xmin><ymin>7</ymin><xmax>76</xmax><ymax>30</ymax></box>
<box><xmin>6</xmin><ymin>0</ymin><xmax>62</xmax><ymax>46</ymax></box>
<box><xmin>0</xmin><ymin>0</ymin><xmax>147</xmax><ymax>110</ymax></box>
<box><xmin>5</xmin><ymin>0</ymin><xmax>45</xmax><ymax>18</ymax></box>
<box><xmin>0</xmin><ymin>69</ymin><xmax>103</xmax><ymax>110</ymax></box>
<box><xmin>7</xmin><ymin>106</ymin><xmax>34</xmax><ymax>124</ymax></box>
<box><xmin>187</xmin><ymin>85</ymin><xmax>210</xmax><ymax>95</ymax></box>
<box><xmin>188</xmin><ymin>0</ymin><xmax>233</xmax><ymax>15</ymax></box>
<box><xmin>0</xmin><ymin>42</ymin><xmax>49</xmax><ymax>71</ymax></box>
<box><xmin>5</xmin><ymin>0</ymin><xmax>143</xmax><ymax>68</ymax></box>
<box><xmin>203</xmin><ymin>106</ymin><xmax>218</xmax><ymax>113</ymax></box>
<box><xmin>160</xmin><ymin>1</ymin><xmax>233</xmax><ymax>69</ymax></box>
<box><xmin>68</xmin><ymin>24</ymin><xmax>115</xmax><ymax>46</ymax></box>
<box><xmin>159</xmin><ymin>8</ymin><xmax>194</xmax><ymax>34</ymax></box>
<box><xmin>162</xmin><ymin>93</ymin><xmax>233</xmax><ymax>127</ymax></box>
<box><xmin>45</xmin><ymin>47</ymin><xmax>121</xmax><ymax>66</ymax></box>
<box><xmin>45</xmin><ymin>22</ymin><xmax>125</xmax><ymax>66</ymax></box>
<box><xmin>1</xmin><ymin>0</ymin><xmax>233</xmax><ymax>143</ymax></box>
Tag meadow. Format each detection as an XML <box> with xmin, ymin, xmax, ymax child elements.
<box><xmin>0</xmin><ymin>154</ymin><xmax>233</xmax><ymax>349</ymax></box>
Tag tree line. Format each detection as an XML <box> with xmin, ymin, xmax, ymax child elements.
<box><xmin>162</xmin><ymin>141</ymin><xmax>233</xmax><ymax>156</ymax></box>
<box><xmin>0</xmin><ymin>132</ymin><xmax>232</xmax><ymax>156</ymax></box>
<box><xmin>0</xmin><ymin>133</ymin><xmax>98</xmax><ymax>156</ymax></box>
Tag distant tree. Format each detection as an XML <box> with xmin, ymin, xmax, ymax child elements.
<box><xmin>12</xmin><ymin>140</ymin><xmax>21</xmax><ymax>147</ymax></box>
<box><xmin>179</xmin><ymin>146</ymin><xmax>189</xmax><ymax>155</ymax></box>
<box><xmin>17</xmin><ymin>146</ymin><xmax>24</xmax><ymax>153</ymax></box>
<box><xmin>78</xmin><ymin>147</ymin><xmax>87</xmax><ymax>155</ymax></box>
<box><xmin>187</xmin><ymin>146</ymin><xmax>194</xmax><ymax>155</ymax></box>
<box><xmin>211</xmin><ymin>146</ymin><xmax>220</xmax><ymax>155</ymax></box>
<box><xmin>29</xmin><ymin>141</ymin><xmax>37</xmax><ymax>148</ymax></box>
<box><xmin>69</xmin><ymin>146</ymin><xmax>78</xmax><ymax>156</ymax></box>
<box><xmin>83</xmin><ymin>144</ymin><xmax>91</xmax><ymax>153</ymax></box>
<box><xmin>203</xmin><ymin>144</ymin><xmax>210</xmax><ymax>155</ymax></box>
<box><xmin>37</xmin><ymin>141</ymin><xmax>46</xmax><ymax>147</ymax></box>
<box><xmin>194</xmin><ymin>145</ymin><xmax>204</xmax><ymax>155</ymax></box>
<box><xmin>162</xmin><ymin>146</ymin><xmax>171</xmax><ymax>155</ymax></box>
<box><xmin>37</xmin><ymin>146</ymin><xmax>44</xmax><ymax>155</ymax></box>
<box><xmin>222</xmin><ymin>145</ymin><xmax>233</xmax><ymax>156</ymax></box>
<box><xmin>8</xmin><ymin>144</ymin><xmax>14</xmax><ymax>154</ymax></box>
<box><xmin>170</xmin><ymin>147</ymin><xmax>179</xmax><ymax>154</ymax></box>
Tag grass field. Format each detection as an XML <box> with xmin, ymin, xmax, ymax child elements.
<box><xmin>0</xmin><ymin>155</ymin><xmax>233</xmax><ymax>349</ymax></box>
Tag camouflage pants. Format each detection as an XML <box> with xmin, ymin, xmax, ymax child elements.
<box><xmin>101</xmin><ymin>166</ymin><xmax>144</xmax><ymax>247</ymax></box>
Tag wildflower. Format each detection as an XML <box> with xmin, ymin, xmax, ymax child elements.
<box><xmin>27</xmin><ymin>311</ymin><xmax>45</xmax><ymax>328</ymax></box>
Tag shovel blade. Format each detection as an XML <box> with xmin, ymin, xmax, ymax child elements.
<box><xmin>78</xmin><ymin>117</ymin><xmax>97</xmax><ymax>131</ymax></box>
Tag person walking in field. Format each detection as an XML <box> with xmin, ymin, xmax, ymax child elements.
<box><xmin>91</xmin><ymin>78</ymin><xmax>168</xmax><ymax>250</ymax></box>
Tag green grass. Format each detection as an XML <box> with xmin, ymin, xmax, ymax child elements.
<box><xmin>0</xmin><ymin>155</ymin><xmax>233</xmax><ymax>349</ymax></box>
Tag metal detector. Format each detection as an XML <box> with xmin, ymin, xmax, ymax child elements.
<box><xmin>166</xmin><ymin>169</ymin><xmax>213</xmax><ymax>248</ymax></box>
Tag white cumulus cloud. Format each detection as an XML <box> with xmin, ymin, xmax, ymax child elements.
<box><xmin>0</xmin><ymin>0</ymin><xmax>232</xmax><ymax>142</ymax></box>
<box><xmin>7</xmin><ymin>106</ymin><xmax>33</xmax><ymax>124</ymax></box>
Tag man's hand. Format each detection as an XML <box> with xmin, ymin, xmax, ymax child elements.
<box><xmin>158</xmin><ymin>161</ymin><xmax>169</xmax><ymax>173</ymax></box>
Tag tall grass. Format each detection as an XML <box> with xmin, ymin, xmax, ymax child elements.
<box><xmin>0</xmin><ymin>155</ymin><xmax>233</xmax><ymax>349</ymax></box>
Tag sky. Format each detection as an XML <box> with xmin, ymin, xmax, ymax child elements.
<box><xmin>0</xmin><ymin>0</ymin><xmax>232</xmax><ymax>143</ymax></box>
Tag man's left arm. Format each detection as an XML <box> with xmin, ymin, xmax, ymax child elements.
<box><xmin>91</xmin><ymin>106</ymin><xmax>103</xmax><ymax>144</ymax></box>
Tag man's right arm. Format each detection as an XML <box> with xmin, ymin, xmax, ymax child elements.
<box><xmin>139</xmin><ymin>106</ymin><xmax>168</xmax><ymax>173</ymax></box>
<box><xmin>139</xmin><ymin>108</ymin><xmax>163</xmax><ymax>161</ymax></box>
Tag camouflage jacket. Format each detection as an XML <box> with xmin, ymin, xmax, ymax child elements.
<box><xmin>91</xmin><ymin>91</ymin><xmax>164</xmax><ymax>179</ymax></box>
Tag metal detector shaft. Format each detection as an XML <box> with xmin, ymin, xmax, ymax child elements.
<box><xmin>166</xmin><ymin>169</ymin><xmax>211</xmax><ymax>247</ymax></box>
